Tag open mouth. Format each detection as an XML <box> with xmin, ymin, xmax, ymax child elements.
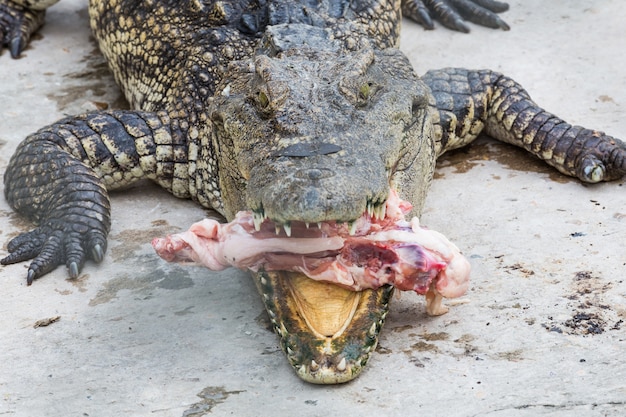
<box><xmin>152</xmin><ymin>189</ymin><xmax>469</xmax><ymax>309</ymax></box>
<box><xmin>152</xmin><ymin>189</ymin><xmax>470</xmax><ymax>382</ymax></box>
<box><xmin>254</xmin><ymin>269</ymin><xmax>393</xmax><ymax>383</ymax></box>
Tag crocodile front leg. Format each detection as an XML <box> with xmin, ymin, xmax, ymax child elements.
<box><xmin>424</xmin><ymin>68</ymin><xmax>626</xmax><ymax>182</ymax></box>
<box><xmin>2</xmin><ymin>110</ymin><xmax>189</xmax><ymax>284</ymax></box>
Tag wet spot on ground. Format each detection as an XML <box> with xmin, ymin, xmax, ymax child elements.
<box><xmin>410</xmin><ymin>341</ymin><xmax>440</xmax><ymax>353</ymax></box>
<box><xmin>389</xmin><ymin>324</ymin><xmax>414</xmax><ymax>333</ymax></box>
<box><xmin>67</xmin><ymin>273</ymin><xmax>90</xmax><ymax>293</ymax></box>
<box><xmin>255</xmin><ymin>310</ymin><xmax>274</xmax><ymax>332</ymax></box>
<box><xmin>182</xmin><ymin>386</ymin><xmax>244</xmax><ymax>417</ymax></box>
<box><xmin>0</xmin><ymin>209</ymin><xmax>36</xmax><ymax>232</ymax></box>
<box><xmin>435</xmin><ymin>136</ymin><xmax>573</xmax><ymax>183</ymax></box>
<box><xmin>418</xmin><ymin>331</ymin><xmax>449</xmax><ymax>341</ymax></box>
<box><xmin>47</xmin><ymin>43</ymin><xmax>128</xmax><ymax>112</ymax></box>
<box><xmin>109</xmin><ymin>222</ymin><xmax>180</xmax><ymax>262</ymax></box>
<box><xmin>89</xmin><ymin>260</ymin><xmax>193</xmax><ymax>306</ymax></box>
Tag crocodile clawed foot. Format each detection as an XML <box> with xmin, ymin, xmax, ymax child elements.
<box><xmin>0</xmin><ymin>0</ymin><xmax>45</xmax><ymax>58</ymax></box>
<box><xmin>572</xmin><ymin>131</ymin><xmax>626</xmax><ymax>183</ymax></box>
<box><xmin>403</xmin><ymin>0</ymin><xmax>510</xmax><ymax>33</ymax></box>
<box><xmin>1</xmin><ymin>224</ymin><xmax>107</xmax><ymax>285</ymax></box>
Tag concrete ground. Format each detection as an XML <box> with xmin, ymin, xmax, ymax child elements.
<box><xmin>1</xmin><ymin>1</ymin><xmax>625</xmax><ymax>416</ymax></box>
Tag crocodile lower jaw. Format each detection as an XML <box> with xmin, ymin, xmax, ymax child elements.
<box><xmin>253</xmin><ymin>270</ymin><xmax>393</xmax><ymax>384</ymax></box>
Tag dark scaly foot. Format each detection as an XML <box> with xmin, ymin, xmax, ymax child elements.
<box><xmin>403</xmin><ymin>0</ymin><xmax>509</xmax><ymax>32</ymax></box>
<box><xmin>0</xmin><ymin>0</ymin><xmax>45</xmax><ymax>58</ymax></box>
<box><xmin>1</xmin><ymin>110</ymin><xmax>186</xmax><ymax>284</ymax></box>
<box><xmin>2</xmin><ymin>227</ymin><xmax>107</xmax><ymax>285</ymax></box>
<box><xmin>1</xmin><ymin>136</ymin><xmax>111</xmax><ymax>284</ymax></box>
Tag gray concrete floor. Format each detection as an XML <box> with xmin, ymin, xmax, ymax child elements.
<box><xmin>1</xmin><ymin>1</ymin><xmax>625</xmax><ymax>416</ymax></box>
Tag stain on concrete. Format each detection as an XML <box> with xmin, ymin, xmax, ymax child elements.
<box><xmin>174</xmin><ymin>306</ymin><xmax>195</xmax><ymax>316</ymax></box>
<box><xmin>402</xmin><ymin>351</ymin><xmax>427</xmax><ymax>368</ymax></box>
<box><xmin>542</xmin><ymin>271</ymin><xmax>621</xmax><ymax>335</ymax></box>
<box><xmin>182</xmin><ymin>386</ymin><xmax>244</xmax><ymax>417</ymax></box>
<box><xmin>109</xmin><ymin>223</ymin><xmax>180</xmax><ymax>262</ymax></box>
<box><xmin>435</xmin><ymin>136</ymin><xmax>573</xmax><ymax>183</ymax></box>
<box><xmin>33</xmin><ymin>316</ymin><xmax>61</xmax><ymax>328</ymax></box>
<box><xmin>613</xmin><ymin>212</ymin><xmax>626</xmax><ymax>221</ymax></box>
<box><xmin>67</xmin><ymin>273</ymin><xmax>90</xmax><ymax>293</ymax></box>
<box><xmin>375</xmin><ymin>343</ymin><xmax>392</xmax><ymax>354</ymax></box>
<box><xmin>418</xmin><ymin>331</ymin><xmax>449</xmax><ymax>341</ymax></box>
<box><xmin>254</xmin><ymin>310</ymin><xmax>274</xmax><ymax>332</ymax></box>
<box><xmin>89</xmin><ymin>262</ymin><xmax>193</xmax><ymax>306</ymax></box>
<box><xmin>496</xmin><ymin>349</ymin><xmax>524</xmax><ymax>362</ymax></box>
<box><xmin>389</xmin><ymin>324</ymin><xmax>414</xmax><ymax>333</ymax></box>
<box><xmin>503</xmin><ymin>262</ymin><xmax>536</xmax><ymax>278</ymax></box>
<box><xmin>0</xmin><ymin>209</ymin><xmax>36</xmax><ymax>232</ymax></box>
<box><xmin>597</xmin><ymin>94</ymin><xmax>615</xmax><ymax>103</ymax></box>
<box><xmin>47</xmin><ymin>42</ymin><xmax>128</xmax><ymax>112</ymax></box>
<box><xmin>0</xmin><ymin>210</ymin><xmax>40</xmax><ymax>250</ymax></box>
<box><xmin>409</xmin><ymin>341</ymin><xmax>440</xmax><ymax>353</ymax></box>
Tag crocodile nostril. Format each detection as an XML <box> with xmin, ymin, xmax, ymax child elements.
<box><xmin>294</xmin><ymin>168</ymin><xmax>335</xmax><ymax>181</ymax></box>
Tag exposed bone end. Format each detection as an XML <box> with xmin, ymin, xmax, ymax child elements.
<box><xmin>425</xmin><ymin>285</ymin><xmax>449</xmax><ymax>316</ymax></box>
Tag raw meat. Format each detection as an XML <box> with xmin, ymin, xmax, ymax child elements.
<box><xmin>152</xmin><ymin>191</ymin><xmax>470</xmax><ymax>315</ymax></box>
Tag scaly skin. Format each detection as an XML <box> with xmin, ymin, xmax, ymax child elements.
<box><xmin>2</xmin><ymin>0</ymin><xmax>626</xmax><ymax>384</ymax></box>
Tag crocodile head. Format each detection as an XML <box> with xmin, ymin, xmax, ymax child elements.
<box><xmin>207</xmin><ymin>26</ymin><xmax>436</xmax><ymax>383</ymax></box>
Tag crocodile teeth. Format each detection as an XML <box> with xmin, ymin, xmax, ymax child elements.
<box><xmin>310</xmin><ymin>360</ymin><xmax>319</xmax><ymax>372</ymax></box>
<box><xmin>336</xmin><ymin>357</ymin><xmax>347</xmax><ymax>372</ymax></box>
<box><xmin>349</xmin><ymin>221</ymin><xmax>358</xmax><ymax>236</ymax></box>
<box><xmin>317</xmin><ymin>222</ymin><xmax>322</xmax><ymax>229</ymax></box>
<box><xmin>367</xmin><ymin>202</ymin><xmax>374</xmax><ymax>218</ymax></box>
<box><xmin>279</xmin><ymin>323</ymin><xmax>288</xmax><ymax>337</ymax></box>
<box><xmin>283</xmin><ymin>223</ymin><xmax>292</xmax><ymax>237</ymax></box>
<box><xmin>305</xmin><ymin>222</ymin><xmax>310</xmax><ymax>229</ymax></box>
<box><xmin>379</xmin><ymin>203</ymin><xmax>386</xmax><ymax>220</ymax></box>
<box><xmin>368</xmin><ymin>322</ymin><xmax>378</xmax><ymax>338</ymax></box>
<box><xmin>275</xmin><ymin>225</ymin><xmax>281</xmax><ymax>235</ymax></box>
<box><xmin>253</xmin><ymin>213</ymin><xmax>263</xmax><ymax>231</ymax></box>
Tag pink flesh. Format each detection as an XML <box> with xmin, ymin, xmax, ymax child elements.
<box><xmin>152</xmin><ymin>191</ymin><xmax>470</xmax><ymax>299</ymax></box>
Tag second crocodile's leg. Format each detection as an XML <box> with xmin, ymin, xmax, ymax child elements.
<box><xmin>423</xmin><ymin>68</ymin><xmax>626</xmax><ymax>182</ymax></box>
<box><xmin>2</xmin><ymin>110</ymin><xmax>190</xmax><ymax>284</ymax></box>
<box><xmin>0</xmin><ymin>0</ymin><xmax>59</xmax><ymax>58</ymax></box>
<box><xmin>402</xmin><ymin>0</ymin><xmax>509</xmax><ymax>32</ymax></box>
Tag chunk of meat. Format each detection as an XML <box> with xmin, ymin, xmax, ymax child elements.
<box><xmin>152</xmin><ymin>191</ymin><xmax>471</xmax><ymax>315</ymax></box>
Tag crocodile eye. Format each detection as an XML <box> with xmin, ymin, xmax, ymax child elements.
<box><xmin>257</xmin><ymin>91</ymin><xmax>270</xmax><ymax>109</ymax></box>
<box><xmin>356</xmin><ymin>81</ymin><xmax>379</xmax><ymax>107</ymax></box>
<box><xmin>359</xmin><ymin>83</ymin><xmax>372</xmax><ymax>101</ymax></box>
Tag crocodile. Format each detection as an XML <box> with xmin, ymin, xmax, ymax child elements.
<box><xmin>1</xmin><ymin>0</ymin><xmax>626</xmax><ymax>385</ymax></box>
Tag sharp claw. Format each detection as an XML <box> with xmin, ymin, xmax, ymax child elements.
<box><xmin>450</xmin><ymin>18</ymin><xmax>471</xmax><ymax>33</ymax></box>
<box><xmin>413</xmin><ymin>3</ymin><xmax>435</xmax><ymax>30</ymax></box>
<box><xmin>91</xmin><ymin>244</ymin><xmax>104</xmax><ymax>263</ymax></box>
<box><xmin>68</xmin><ymin>261</ymin><xmax>79</xmax><ymax>278</ymax></box>
<box><xmin>495</xmin><ymin>16</ymin><xmax>510</xmax><ymax>30</ymax></box>
<box><xmin>9</xmin><ymin>36</ymin><xmax>24</xmax><ymax>59</ymax></box>
<box><xmin>27</xmin><ymin>269</ymin><xmax>35</xmax><ymax>286</ymax></box>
